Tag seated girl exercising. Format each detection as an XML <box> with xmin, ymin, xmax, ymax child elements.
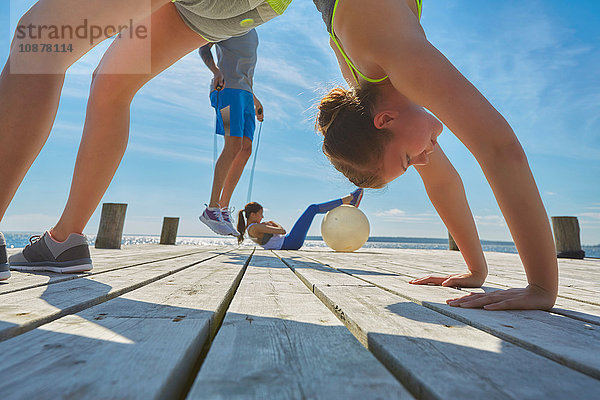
<box><xmin>237</xmin><ymin>189</ymin><xmax>363</xmax><ymax>250</ymax></box>
<box><xmin>312</xmin><ymin>0</ymin><xmax>558</xmax><ymax>310</ymax></box>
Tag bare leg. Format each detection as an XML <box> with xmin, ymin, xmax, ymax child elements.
<box><xmin>209</xmin><ymin>134</ymin><xmax>242</xmax><ymax>208</ymax></box>
<box><xmin>0</xmin><ymin>0</ymin><xmax>170</xmax><ymax>222</ymax></box>
<box><xmin>50</xmin><ymin>3</ymin><xmax>206</xmax><ymax>240</ymax></box>
<box><xmin>219</xmin><ymin>137</ymin><xmax>252</xmax><ymax>207</ymax></box>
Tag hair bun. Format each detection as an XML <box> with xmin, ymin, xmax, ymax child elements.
<box><xmin>316</xmin><ymin>88</ymin><xmax>357</xmax><ymax>136</ymax></box>
<box><xmin>313</xmin><ymin>84</ymin><xmax>390</xmax><ymax>189</ymax></box>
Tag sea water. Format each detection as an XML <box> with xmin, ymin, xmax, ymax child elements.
<box><xmin>3</xmin><ymin>232</ymin><xmax>599</xmax><ymax>258</ymax></box>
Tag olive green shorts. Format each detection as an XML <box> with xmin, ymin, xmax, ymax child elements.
<box><xmin>173</xmin><ymin>0</ymin><xmax>292</xmax><ymax>42</ymax></box>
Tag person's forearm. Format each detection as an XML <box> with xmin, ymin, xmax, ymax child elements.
<box><xmin>480</xmin><ymin>141</ymin><xmax>558</xmax><ymax>295</ymax></box>
<box><xmin>424</xmin><ymin>171</ymin><xmax>487</xmax><ymax>278</ymax></box>
<box><xmin>199</xmin><ymin>46</ymin><xmax>219</xmax><ymax>74</ymax></box>
<box><xmin>273</xmin><ymin>222</ymin><xmax>284</xmax><ymax>230</ymax></box>
<box><xmin>417</xmin><ymin>148</ymin><xmax>487</xmax><ymax>278</ymax></box>
<box><xmin>253</xmin><ymin>95</ymin><xmax>262</xmax><ymax>112</ymax></box>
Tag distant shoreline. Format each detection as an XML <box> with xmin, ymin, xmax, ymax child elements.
<box><xmin>3</xmin><ymin>231</ymin><xmax>599</xmax><ymax>258</ymax></box>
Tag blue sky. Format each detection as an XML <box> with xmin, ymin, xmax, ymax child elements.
<box><xmin>1</xmin><ymin>0</ymin><xmax>599</xmax><ymax>244</ymax></box>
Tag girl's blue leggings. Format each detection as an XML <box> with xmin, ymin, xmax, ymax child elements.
<box><xmin>280</xmin><ymin>198</ymin><xmax>343</xmax><ymax>250</ymax></box>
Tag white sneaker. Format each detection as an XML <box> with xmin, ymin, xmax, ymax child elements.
<box><xmin>199</xmin><ymin>206</ymin><xmax>231</xmax><ymax>236</ymax></box>
<box><xmin>221</xmin><ymin>207</ymin><xmax>240</xmax><ymax>236</ymax></box>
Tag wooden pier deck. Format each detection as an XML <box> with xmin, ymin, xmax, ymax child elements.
<box><xmin>1</xmin><ymin>245</ymin><xmax>599</xmax><ymax>399</ymax></box>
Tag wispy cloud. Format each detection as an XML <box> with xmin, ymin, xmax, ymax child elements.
<box><xmin>375</xmin><ymin>209</ymin><xmax>436</xmax><ymax>222</ymax></box>
<box><xmin>429</xmin><ymin>1</ymin><xmax>600</xmax><ymax>161</ymax></box>
<box><xmin>474</xmin><ymin>215</ymin><xmax>506</xmax><ymax>227</ymax></box>
<box><xmin>1</xmin><ymin>213</ymin><xmax>60</xmax><ymax>232</ymax></box>
<box><xmin>128</xmin><ymin>143</ymin><xmax>212</xmax><ymax>165</ymax></box>
<box><xmin>580</xmin><ymin>212</ymin><xmax>600</xmax><ymax>220</ymax></box>
<box><xmin>2</xmin><ymin>1</ymin><xmax>598</xmax><ymax>242</ymax></box>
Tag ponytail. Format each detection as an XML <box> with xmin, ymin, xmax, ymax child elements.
<box><xmin>237</xmin><ymin>210</ymin><xmax>246</xmax><ymax>245</ymax></box>
<box><xmin>237</xmin><ymin>202</ymin><xmax>263</xmax><ymax>245</ymax></box>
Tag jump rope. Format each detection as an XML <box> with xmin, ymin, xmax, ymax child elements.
<box><xmin>213</xmin><ymin>84</ymin><xmax>264</xmax><ymax>205</ymax></box>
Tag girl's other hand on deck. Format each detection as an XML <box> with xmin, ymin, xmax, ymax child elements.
<box><xmin>409</xmin><ymin>272</ymin><xmax>485</xmax><ymax>288</ymax></box>
<box><xmin>446</xmin><ymin>285</ymin><xmax>556</xmax><ymax>311</ymax></box>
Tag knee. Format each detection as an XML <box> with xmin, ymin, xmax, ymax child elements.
<box><xmin>306</xmin><ymin>204</ymin><xmax>319</xmax><ymax>214</ymax></box>
<box><xmin>89</xmin><ymin>72</ymin><xmax>142</xmax><ymax>106</ymax></box>
<box><xmin>10</xmin><ymin>11</ymin><xmax>70</xmax><ymax>72</ymax></box>
<box><xmin>238</xmin><ymin>142</ymin><xmax>253</xmax><ymax>159</ymax></box>
<box><xmin>221</xmin><ymin>139</ymin><xmax>243</xmax><ymax>158</ymax></box>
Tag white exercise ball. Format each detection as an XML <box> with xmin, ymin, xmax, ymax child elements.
<box><xmin>321</xmin><ymin>205</ymin><xmax>370</xmax><ymax>252</ymax></box>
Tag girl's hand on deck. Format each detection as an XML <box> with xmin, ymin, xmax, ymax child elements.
<box><xmin>446</xmin><ymin>285</ymin><xmax>556</xmax><ymax>311</ymax></box>
<box><xmin>409</xmin><ymin>272</ymin><xmax>485</xmax><ymax>288</ymax></box>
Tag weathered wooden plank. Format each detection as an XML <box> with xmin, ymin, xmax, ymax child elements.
<box><xmin>349</xmin><ymin>248</ymin><xmax>600</xmax><ymax>290</ymax></box>
<box><xmin>365</xmin><ymin>256</ymin><xmax>600</xmax><ymax>325</ymax></box>
<box><xmin>0</xmin><ymin>249</ymin><xmax>252</xmax><ymax>400</ymax></box>
<box><xmin>296</xmin><ymin>249</ymin><xmax>599</xmax><ymax>305</ymax></box>
<box><xmin>188</xmin><ymin>250</ymin><xmax>412</xmax><ymax>399</ymax></box>
<box><xmin>301</xmin><ymin>250</ymin><xmax>600</xmax><ymax>324</ymax></box>
<box><xmin>1</xmin><ymin>245</ymin><xmax>216</xmax><ymax>295</ymax></box>
<box><xmin>400</xmin><ymin>256</ymin><xmax>600</xmax><ymax>302</ymax></box>
<box><xmin>362</xmin><ymin>247</ymin><xmax>600</xmax><ymax>284</ymax></box>
<box><xmin>0</xmin><ymin>250</ymin><xmax>231</xmax><ymax>341</ymax></box>
<box><xmin>288</xmin><ymin>251</ymin><xmax>600</xmax><ymax>380</ymax></box>
<box><xmin>276</xmin><ymin>251</ymin><xmax>600</xmax><ymax>399</ymax></box>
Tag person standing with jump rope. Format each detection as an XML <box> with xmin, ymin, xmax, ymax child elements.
<box><xmin>198</xmin><ymin>29</ymin><xmax>264</xmax><ymax>236</ymax></box>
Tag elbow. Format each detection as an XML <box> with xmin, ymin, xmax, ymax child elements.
<box><xmin>475</xmin><ymin>130</ymin><xmax>528</xmax><ymax>167</ymax></box>
<box><xmin>489</xmin><ymin>139</ymin><xmax>528</xmax><ymax>166</ymax></box>
<box><xmin>429</xmin><ymin>169</ymin><xmax>464</xmax><ymax>195</ymax></box>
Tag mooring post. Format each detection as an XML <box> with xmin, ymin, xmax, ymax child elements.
<box><xmin>551</xmin><ymin>216</ymin><xmax>585</xmax><ymax>259</ymax></box>
<box><xmin>95</xmin><ymin>203</ymin><xmax>127</xmax><ymax>249</ymax></box>
<box><xmin>448</xmin><ymin>231</ymin><xmax>459</xmax><ymax>251</ymax></box>
<box><xmin>160</xmin><ymin>217</ymin><xmax>179</xmax><ymax>245</ymax></box>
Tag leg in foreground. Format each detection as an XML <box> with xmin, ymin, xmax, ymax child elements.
<box><xmin>9</xmin><ymin>2</ymin><xmax>207</xmax><ymax>272</ymax></box>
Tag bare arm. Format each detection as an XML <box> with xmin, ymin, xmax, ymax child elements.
<box><xmin>412</xmin><ymin>146</ymin><xmax>487</xmax><ymax>287</ymax></box>
<box><xmin>253</xmin><ymin>94</ymin><xmax>264</xmax><ymax>122</ymax></box>
<box><xmin>251</xmin><ymin>222</ymin><xmax>286</xmax><ymax>236</ymax></box>
<box><xmin>199</xmin><ymin>44</ymin><xmax>218</xmax><ymax>73</ymax></box>
<box><xmin>339</xmin><ymin>0</ymin><xmax>557</xmax><ymax>309</ymax></box>
<box><xmin>199</xmin><ymin>44</ymin><xmax>225</xmax><ymax>90</ymax></box>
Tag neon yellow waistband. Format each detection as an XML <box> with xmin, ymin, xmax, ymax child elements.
<box><xmin>266</xmin><ymin>0</ymin><xmax>293</xmax><ymax>15</ymax></box>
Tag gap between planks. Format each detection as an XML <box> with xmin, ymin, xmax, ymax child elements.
<box><xmin>276</xmin><ymin>251</ymin><xmax>600</xmax><ymax>382</ymax></box>
<box><xmin>1</xmin><ymin>246</ymin><xmax>218</xmax><ymax>296</ymax></box>
<box><xmin>298</xmin><ymin>250</ymin><xmax>600</xmax><ymax>323</ymax></box>
<box><xmin>0</xmin><ymin>249</ymin><xmax>255</xmax><ymax>400</ymax></box>
<box><xmin>271</xmin><ymin>251</ymin><xmax>600</xmax><ymax>399</ymax></box>
<box><xmin>0</xmin><ymin>249</ymin><xmax>237</xmax><ymax>343</ymax></box>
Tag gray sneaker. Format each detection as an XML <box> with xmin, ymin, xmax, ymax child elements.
<box><xmin>0</xmin><ymin>232</ymin><xmax>10</xmax><ymax>280</ymax></box>
<box><xmin>221</xmin><ymin>207</ymin><xmax>240</xmax><ymax>236</ymax></box>
<box><xmin>9</xmin><ymin>231</ymin><xmax>93</xmax><ymax>273</ymax></box>
<box><xmin>199</xmin><ymin>206</ymin><xmax>231</xmax><ymax>236</ymax></box>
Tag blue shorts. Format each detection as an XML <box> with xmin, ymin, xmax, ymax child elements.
<box><xmin>210</xmin><ymin>88</ymin><xmax>255</xmax><ymax>141</ymax></box>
